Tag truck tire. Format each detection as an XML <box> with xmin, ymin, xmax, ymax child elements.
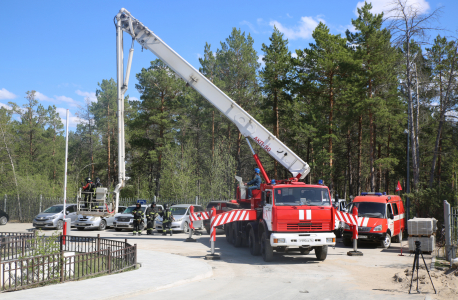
<box><xmin>98</xmin><ymin>220</ymin><xmax>107</xmax><ymax>231</ymax></box>
<box><xmin>225</xmin><ymin>223</ymin><xmax>232</xmax><ymax>243</ymax></box>
<box><xmin>249</xmin><ymin>228</ymin><xmax>260</xmax><ymax>256</ymax></box>
<box><xmin>343</xmin><ymin>237</ymin><xmax>352</xmax><ymax>247</ymax></box>
<box><xmin>261</xmin><ymin>232</ymin><xmax>273</xmax><ymax>262</ymax></box>
<box><xmin>315</xmin><ymin>245</ymin><xmax>328</xmax><ymax>261</ymax></box>
<box><xmin>381</xmin><ymin>232</ymin><xmax>391</xmax><ymax>248</ymax></box>
<box><xmin>227</xmin><ymin>223</ymin><xmax>234</xmax><ymax>244</ymax></box>
<box><xmin>233</xmin><ymin>225</ymin><xmax>242</xmax><ymax>247</ymax></box>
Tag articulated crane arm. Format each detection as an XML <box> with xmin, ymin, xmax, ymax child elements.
<box><xmin>114</xmin><ymin>8</ymin><xmax>310</xmax><ymax>185</ymax></box>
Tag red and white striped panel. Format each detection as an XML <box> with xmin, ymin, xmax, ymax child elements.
<box><xmin>335</xmin><ymin>211</ymin><xmax>371</xmax><ymax>227</ymax></box>
<box><xmin>212</xmin><ymin>209</ymin><xmax>256</xmax><ymax>227</ymax></box>
<box><xmin>189</xmin><ymin>211</ymin><xmax>210</xmax><ymax>222</ymax></box>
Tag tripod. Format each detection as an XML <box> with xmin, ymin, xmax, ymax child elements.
<box><xmin>409</xmin><ymin>241</ymin><xmax>436</xmax><ymax>294</ymax></box>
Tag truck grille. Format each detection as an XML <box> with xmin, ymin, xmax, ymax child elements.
<box><xmin>276</xmin><ymin>223</ymin><xmax>324</xmax><ymax>231</ymax></box>
<box><xmin>118</xmin><ymin>217</ymin><xmax>131</xmax><ymax>222</ymax></box>
<box><xmin>358</xmin><ymin>226</ymin><xmax>371</xmax><ymax>232</ymax></box>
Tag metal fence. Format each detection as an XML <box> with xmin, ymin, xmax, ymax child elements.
<box><xmin>0</xmin><ymin>233</ymin><xmax>136</xmax><ymax>292</ymax></box>
<box><xmin>451</xmin><ymin>206</ymin><xmax>458</xmax><ymax>254</ymax></box>
<box><xmin>3</xmin><ymin>194</ymin><xmax>230</xmax><ymax>222</ymax></box>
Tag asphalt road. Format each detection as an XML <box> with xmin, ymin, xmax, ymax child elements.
<box><xmin>1</xmin><ymin>223</ymin><xmax>431</xmax><ymax>299</ymax></box>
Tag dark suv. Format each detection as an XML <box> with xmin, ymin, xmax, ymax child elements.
<box><xmin>203</xmin><ymin>201</ymin><xmax>240</xmax><ymax>234</ymax></box>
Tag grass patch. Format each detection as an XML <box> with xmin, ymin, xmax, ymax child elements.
<box><xmin>435</xmin><ymin>256</ymin><xmax>449</xmax><ymax>269</ymax></box>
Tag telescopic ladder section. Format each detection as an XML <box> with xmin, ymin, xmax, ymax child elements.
<box><xmin>114</xmin><ymin>8</ymin><xmax>310</xmax><ymax>180</ymax></box>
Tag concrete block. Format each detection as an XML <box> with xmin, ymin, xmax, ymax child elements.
<box><xmin>408</xmin><ymin>236</ymin><xmax>435</xmax><ymax>252</ymax></box>
<box><xmin>407</xmin><ymin>218</ymin><xmax>434</xmax><ymax>236</ymax></box>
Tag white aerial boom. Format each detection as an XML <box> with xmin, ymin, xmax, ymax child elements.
<box><xmin>113</xmin><ymin>8</ymin><xmax>311</xmax><ymax>207</ymax></box>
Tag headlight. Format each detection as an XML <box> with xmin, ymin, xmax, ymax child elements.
<box><xmin>373</xmin><ymin>225</ymin><xmax>383</xmax><ymax>232</ymax></box>
<box><xmin>175</xmin><ymin>218</ymin><xmax>183</xmax><ymax>222</ymax></box>
<box><xmin>344</xmin><ymin>223</ymin><xmax>350</xmax><ymax>230</ymax></box>
<box><xmin>130</xmin><ymin>219</ymin><xmax>133</xmax><ymax>223</ymax></box>
<box><xmin>49</xmin><ymin>215</ymin><xmax>59</xmax><ymax>220</ymax></box>
<box><xmin>273</xmin><ymin>238</ymin><xmax>285</xmax><ymax>243</ymax></box>
<box><xmin>326</xmin><ymin>238</ymin><xmax>335</xmax><ymax>243</ymax></box>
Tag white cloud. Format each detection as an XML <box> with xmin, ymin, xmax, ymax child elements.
<box><xmin>35</xmin><ymin>91</ymin><xmax>53</xmax><ymax>101</ymax></box>
<box><xmin>75</xmin><ymin>90</ymin><xmax>97</xmax><ymax>102</ymax></box>
<box><xmin>269</xmin><ymin>16</ymin><xmax>325</xmax><ymax>40</ymax></box>
<box><xmin>240</xmin><ymin>20</ymin><xmax>259</xmax><ymax>34</ymax></box>
<box><xmin>286</xmin><ymin>13</ymin><xmax>293</xmax><ymax>19</ymax></box>
<box><xmin>355</xmin><ymin>0</ymin><xmax>430</xmax><ymax>18</ymax></box>
<box><xmin>130</xmin><ymin>96</ymin><xmax>139</xmax><ymax>101</ymax></box>
<box><xmin>56</xmin><ymin>107</ymin><xmax>86</xmax><ymax>128</ymax></box>
<box><xmin>0</xmin><ymin>88</ymin><xmax>17</xmax><ymax>100</ymax></box>
<box><xmin>36</xmin><ymin>92</ymin><xmax>81</xmax><ymax>107</ymax></box>
<box><xmin>0</xmin><ymin>102</ymin><xmax>12</xmax><ymax>110</ymax></box>
<box><xmin>257</xmin><ymin>55</ymin><xmax>265</xmax><ymax>67</ymax></box>
<box><xmin>291</xmin><ymin>52</ymin><xmax>298</xmax><ymax>58</ymax></box>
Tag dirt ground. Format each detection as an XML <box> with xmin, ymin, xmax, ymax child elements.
<box><xmin>2</xmin><ymin>223</ymin><xmax>455</xmax><ymax>299</ymax></box>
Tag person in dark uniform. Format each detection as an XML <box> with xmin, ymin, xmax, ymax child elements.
<box><xmin>82</xmin><ymin>177</ymin><xmax>94</xmax><ymax>210</ymax></box>
<box><xmin>245</xmin><ymin>168</ymin><xmax>262</xmax><ymax>199</ymax></box>
<box><xmin>131</xmin><ymin>203</ymin><xmax>144</xmax><ymax>236</ymax></box>
<box><xmin>145</xmin><ymin>202</ymin><xmax>158</xmax><ymax>235</ymax></box>
<box><xmin>161</xmin><ymin>204</ymin><xmax>174</xmax><ymax>236</ymax></box>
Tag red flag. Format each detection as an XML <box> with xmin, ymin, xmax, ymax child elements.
<box><xmin>395</xmin><ymin>181</ymin><xmax>402</xmax><ymax>192</ymax></box>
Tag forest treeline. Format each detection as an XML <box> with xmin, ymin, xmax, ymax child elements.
<box><xmin>1</xmin><ymin>2</ymin><xmax>457</xmax><ymax>219</ymax></box>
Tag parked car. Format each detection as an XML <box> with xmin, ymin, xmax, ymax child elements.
<box><xmin>113</xmin><ymin>204</ymin><xmax>163</xmax><ymax>232</ymax></box>
<box><xmin>33</xmin><ymin>204</ymin><xmax>78</xmax><ymax>229</ymax></box>
<box><xmin>203</xmin><ymin>201</ymin><xmax>240</xmax><ymax>234</ymax></box>
<box><xmin>333</xmin><ymin>199</ymin><xmax>347</xmax><ymax>238</ymax></box>
<box><xmin>156</xmin><ymin>204</ymin><xmax>204</xmax><ymax>233</ymax></box>
<box><xmin>0</xmin><ymin>209</ymin><xmax>9</xmax><ymax>225</ymax></box>
<box><xmin>75</xmin><ymin>206</ymin><xmax>127</xmax><ymax>231</ymax></box>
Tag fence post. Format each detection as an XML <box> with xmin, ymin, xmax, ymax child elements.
<box><xmin>107</xmin><ymin>247</ymin><xmax>111</xmax><ymax>274</ymax></box>
<box><xmin>39</xmin><ymin>195</ymin><xmax>42</xmax><ymax>213</ymax></box>
<box><xmin>134</xmin><ymin>244</ymin><xmax>137</xmax><ymax>266</ymax></box>
<box><xmin>60</xmin><ymin>251</ymin><xmax>64</xmax><ymax>282</ymax></box>
<box><xmin>444</xmin><ymin>200</ymin><xmax>452</xmax><ymax>262</ymax></box>
<box><xmin>97</xmin><ymin>234</ymin><xmax>100</xmax><ymax>252</ymax></box>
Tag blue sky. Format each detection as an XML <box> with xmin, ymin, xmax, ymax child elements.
<box><xmin>1</xmin><ymin>0</ymin><xmax>456</xmax><ymax>130</ymax></box>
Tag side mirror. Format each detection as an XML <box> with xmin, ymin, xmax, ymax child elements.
<box><xmin>66</xmin><ymin>211</ymin><xmax>70</xmax><ymax>214</ymax></box>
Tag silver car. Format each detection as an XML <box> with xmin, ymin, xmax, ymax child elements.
<box><xmin>113</xmin><ymin>204</ymin><xmax>163</xmax><ymax>232</ymax></box>
<box><xmin>75</xmin><ymin>206</ymin><xmax>127</xmax><ymax>231</ymax></box>
<box><xmin>33</xmin><ymin>204</ymin><xmax>78</xmax><ymax>229</ymax></box>
<box><xmin>155</xmin><ymin>204</ymin><xmax>204</xmax><ymax>233</ymax></box>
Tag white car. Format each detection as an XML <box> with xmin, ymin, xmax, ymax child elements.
<box><xmin>155</xmin><ymin>204</ymin><xmax>204</xmax><ymax>233</ymax></box>
<box><xmin>113</xmin><ymin>204</ymin><xmax>163</xmax><ymax>232</ymax></box>
<box><xmin>75</xmin><ymin>206</ymin><xmax>127</xmax><ymax>231</ymax></box>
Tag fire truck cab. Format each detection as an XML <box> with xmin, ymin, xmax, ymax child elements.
<box><xmin>343</xmin><ymin>193</ymin><xmax>405</xmax><ymax>249</ymax></box>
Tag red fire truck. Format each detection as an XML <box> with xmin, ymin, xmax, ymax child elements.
<box><xmin>113</xmin><ymin>8</ymin><xmax>336</xmax><ymax>261</ymax></box>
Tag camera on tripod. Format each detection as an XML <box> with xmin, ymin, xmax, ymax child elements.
<box><xmin>409</xmin><ymin>241</ymin><xmax>436</xmax><ymax>294</ymax></box>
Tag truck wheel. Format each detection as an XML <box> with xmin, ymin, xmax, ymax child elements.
<box><xmin>98</xmin><ymin>220</ymin><xmax>107</xmax><ymax>231</ymax></box>
<box><xmin>249</xmin><ymin>228</ymin><xmax>260</xmax><ymax>256</ymax></box>
<box><xmin>115</xmin><ymin>228</ymin><xmax>122</xmax><ymax>232</ymax></box>
<box><xmin>227</xmin><ymin>223</ymin><xmax>233</xmax><ymax>244</ymax></box>
<box><xmin>56</xmin><ymin>220</ymin><xmax>64</xmax><ymax>230</ymax></box>
<box><xmin>315</xmin><ymin>246</ymin><xmax>328</xmax><ymax>261</ymax></box>
<box><xmin>343</xmin><ymin>237</ymin><xmax>352</xmax><ymax>247</ymax></box>
<box><xmin>381</xmin><ymin>233</ymin><xmax>391</xmax><ymax>248</ymax></box>
<box><xmin>261</xmin><ymin>232</ymin><xmax>273</xmax><ymax>262</ymax></box>
<box><xmin>233</xmin><ymin>226</ymin><xmax>242</xmax><ymax>247</ymax></box>
<box><xmin>77</xmin><ymin>227</ymin><xmax>85</xmax><ymax>231</ymax></box>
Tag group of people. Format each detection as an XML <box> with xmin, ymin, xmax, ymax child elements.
<box><xmin>131</xmin><ymin>202</ymin><xmax>175</xmax><ymax>236</ymax></box>
<box><xmin>82</xmin><ymin>177</ymin><xmax>103</xmax><ymax>209</ymax></box>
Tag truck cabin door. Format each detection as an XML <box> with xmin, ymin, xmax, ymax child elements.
<box><xmin>386</xmin><ymin>203</ymin><xmax>395</xmax><ymax>236</ymax></box>
<box><xmin>263</xmin><ymin>190</ymin><xmax>273</xmax><ymax>231</ymax></box>
<box><xmin>391</xmin><ymin>201</ymin><xmax>400</xmax><ymax>236</ymax></box>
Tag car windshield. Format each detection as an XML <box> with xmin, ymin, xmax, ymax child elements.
<box><xmin>43</xmin><ymin>206</ymin><xmax>63</xmax><ymax>213</ymax></box>
<box><xmin>349</xmin><ymin>202</ymin><xmax>386</xmax><ymax>218</ymax></box>
<box><xmin>123</xmin><ymin>207</ymin><xmax>146</xmax><ymax>214</ymax></box>
<box><xmin>171</xmin><ymin>207</ymin><xmax>188</xmax><ymax>215</ymax></box>
<box><xmin>274</xmin><ymin>187</ymin><xmax>331</xmax><ymax>206</ymax></box>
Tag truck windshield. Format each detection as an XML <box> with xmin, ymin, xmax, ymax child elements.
<box><xmin>274</xmin><ymin>188</ymin><xmax>331</xmax><ymax>206</ymax></box>
<box><xmin>349</xmin><ymin>202</ymin><xmax>386</xmax><ymax>218</ymax></box>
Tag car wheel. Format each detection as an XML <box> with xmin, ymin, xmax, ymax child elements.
<box><xmin>183</xmin><ymin>222</ymin><xmax>189</xmax><ymax>233</ymax></box>
<box><xmin>315</xmin><ymin>246</ymin><xmax>328</xmax><ymax>261</ymax></box>
<box><xmin>226</xmin><ymin>223</ymin><xmax>233</xmax><ymax>244</ymax></box>
<box><xmin>115</xmin><ymin>228</ymin><xmax>122</xmax><ymax>232</ymax></box>
<box><xmin>56</xmin><ymin>220</ymin><xmax>64</xmax><ymax>230</ymax></box>
<box><xmin>381</xmin><ymin>233</ymin><xmax>391</xmax><ymax>249</ymax></box>
<box><xmin>261</xmin><ymin>232</ymin><xmax>273</xmax><ymax>262</ymax></box>
<box><xmin>77</xmin><ymin>227</ymin><xmax>85</xmax><ymax>231</ymax></box>
<box><xmin>0</xmin><ymin>216</ymin><xmax>7</xmax><ymax>225</ymax></box>
<box><xmin>98</xmin><ymin>220</ymin><xmax>107</xmax><ymax>231</ymax></box>
<box><xmin>249</xmin><ymin>228</ymin><xmax>260</xmax><ymax>256</ymax></box>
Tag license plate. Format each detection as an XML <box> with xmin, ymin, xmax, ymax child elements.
<box><xmin>359</xmin><ymin>235</ymin><xmax>368</xmax><ymax>239</ymax></box>
<box><xmin>78</xmin><ymin>223</ymin><xmax>86</xmax><ymax>226</ymax></box>
<box><xmin>36</xmin><ymin>222</ymin><xmax>44</xmax><ymax>225</ymax></box>
<box><xmin>300</xmin><ymin>238</ymin><xmax>313</xmax><ymax>243</ymax></box>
